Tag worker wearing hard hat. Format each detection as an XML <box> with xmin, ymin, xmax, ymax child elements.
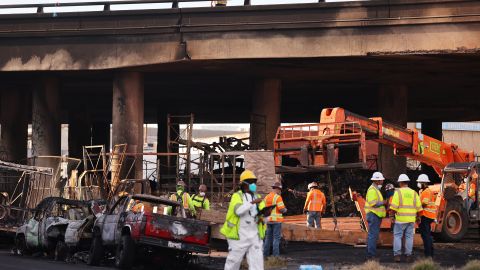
<box><xmin>459</xmin><ymin>172</ymin><xmax>478</xmax><ymax>209</ymax></box>
<box><xmin>365</xmin><ymin>171</ymin><xmax>387</xmax><ymax>260</ymax></box>
<box><xmin>389</xmin><ymin>174</ymin><xmax>423</xmax><ymax>263</ymax></box>
<box><xmin>167</xmin><ymin>180</ymin><xmax>196</xmax><ymax>217</ymax></box>
<box><xmin>263</xmin><ymin>181</ymin><xmax>287</xmax><ymax>257</ymax></box>
<box><xmin>417</xmin><ymin>174</ymin><xmax>436</xmax><ymax>258</ymax></box>
<box><xmin>303</xmin><ymin>182</ymin><xmax>326</xmax><ymax>229</ymax></box>
<box><xmin>221</xmin><ymin>169</ymin><xmax>266</xmax><ymax>270</ymax></box>
<box><xmin>192</xmin><ymin>184</ymin><xmax>210</xmax><ymax>211</ymax></box>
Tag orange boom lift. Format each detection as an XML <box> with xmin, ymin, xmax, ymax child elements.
<box><xmin>274</xmin><ymin>107</ymin><xmax>476</xmax><ymax>241</ymax></box>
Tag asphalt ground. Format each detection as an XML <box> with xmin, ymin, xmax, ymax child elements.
<box><xmin>1</xmin><ymin>239</ymin><xmax>480</xmax><ymax>270</ymax></box>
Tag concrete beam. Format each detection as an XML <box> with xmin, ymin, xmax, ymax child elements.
<box><xmin>378</xmin><ymin>85</ymin><xmax>408</xmax><ymax>180</ymax></box>
<box><xmin>32</xmin><ymin>78</ymin><xmax>61</xmax><ymax>159</ymax></box>
<box><xmin>0</xmin><ymin>0</ymin><xmax>480</xmax><ymax>70</ymax></box>
<box><xmin>0</xmin><ymin>90</ymin><xmax>28</xmax><ymax>163</ymax></box>
<box><xmin>250</xmin><ymin>78</ymin><xmax>281</xmax><ymax>150</ymax></box>
<box><xmin>112</xmin><ymin>72</ymin><xmax>144</xmax><ymax>180</ymax></box>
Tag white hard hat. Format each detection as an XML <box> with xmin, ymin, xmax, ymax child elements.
<box><xmin>416</xmin><ymin>174</ymin><xmax>430</xmax><ymax>183</ymax></box>
<box><xmin>371</xmin><ymin>172</ymin><xmax>385</xmax><ymax>181</ymax></box>
<box><xmin>398</xmin><ymin>174</ymin><xmax>410</xmax><ymax>182</ymax></box>
<box><xmin>307</xmin><ymin>182</ymin><xmax>318</xmax><ymax>189</ymax></box>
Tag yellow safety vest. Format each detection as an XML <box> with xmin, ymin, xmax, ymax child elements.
<box><xmin>365</xmin><ymin>184</ymin><xmax>386</xmax><ymax>218</ymax></box>
<box><xmin>220</xmin><ymin>190</ymin><xmax>266</xmax><ymax>240</ymax></box>
<box><xmin>390</xmin><ymin>187</ymin><xmax>422</xmax><ymax>223</ymax></box>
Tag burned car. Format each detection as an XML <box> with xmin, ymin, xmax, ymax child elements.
<box><xmin>15</xmin><ymin>197</ymin><xmax>104</xmax><ymax>260</ymax></box>
<box><xmin>88</xmin><ymin>194</ymin><xmax>211</xmax><ymax>269</ymax></box>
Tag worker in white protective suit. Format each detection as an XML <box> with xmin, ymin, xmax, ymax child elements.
<box><xmin>220</xmin><ymin>169</ymin><xmax>267</xmax><ymax>270</ymax></box>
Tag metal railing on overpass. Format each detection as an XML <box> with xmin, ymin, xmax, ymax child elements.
<box><xmin>0</xmin><ymin>0</ymin><xmax>330</xmax><ymax>14</ymax></box>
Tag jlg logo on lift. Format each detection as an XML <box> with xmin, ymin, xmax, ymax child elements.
<box><xmin>429</xmin><ymin>141</ymin><xmax>441</xmax><ymax>155</ymax></box>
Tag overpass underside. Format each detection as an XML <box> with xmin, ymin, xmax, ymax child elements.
<box><xmin>0</xmin><ymin>0</ymin><xmax>479</xmax><ymax>179</ymax></box>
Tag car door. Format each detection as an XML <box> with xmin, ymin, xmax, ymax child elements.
<box><xmin>101</xmin><ymin>196</ymin><xmax>128</xmax><ymax>245</ymax></box>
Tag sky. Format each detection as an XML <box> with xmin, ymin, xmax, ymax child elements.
<box><xmin>0</xmin><ymin>0</ymin><xmax>358</xmax><ymax>14</ymax></box>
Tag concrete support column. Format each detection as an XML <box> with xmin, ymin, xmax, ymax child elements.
<box><xmin>250</xmin><ymin>78</ymin><xmax>281</xmax><ymax>150</ymax></box>
<box><xmin>0</xmin><ymin>90</ymin><xmax>28</xmax><ymax>163</ymax></box>
<box><xmin>421</xmin><ymin>119</ymin><xmax>443</xmax><ymax>182</ymax></box>
<box><xmin>156</xmin><ymin>111</ymin><xmax>168</xmax><ymax>176</ymax></box>
<box><xmin>32</xmin><ymin>78</ymin><xmax>61</xmax><ymax>164</ymax></box>
<box><xmin>112</xmin><ymin>72</ymin><xmax>144</xmax><ymax>180</ymax></box>
<box><xmin>378</xmin><ymin>85</ymin><xmax>408</xmax><ymax>180</ymax></box>
<box><xmin>68</xmin><ymin>112</ymin><xmax>91</xmax><ymax>159</ymax></box>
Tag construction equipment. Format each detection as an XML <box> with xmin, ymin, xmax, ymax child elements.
<box><xmin>274</xmin><ymin>107</ymin><xmax>476</xmax><ymax>241</ymax></box>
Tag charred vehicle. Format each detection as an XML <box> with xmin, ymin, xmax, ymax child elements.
<box><xmin>88</xmin><ymin>194</ymin><xmax>211</xmax><ymax>269</ymax></box>
<box><xmin>15</xmin><ymin>197</ymin><xmax>104</xmax><ymax>260</ymax></box>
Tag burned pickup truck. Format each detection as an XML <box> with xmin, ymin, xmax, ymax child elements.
<box><xmin>15</xmin><ymin>197</ymin><xmax>104</xmax><ymax>260</ymax></box>
<box><xmin>88</xmin><ymin>194</ymin><xmax>211</xmax><ymax>269</ymax></box>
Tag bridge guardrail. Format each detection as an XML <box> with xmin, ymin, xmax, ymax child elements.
<box><xmin>0</xmin><ymin>0</ymin><xmax>260</xmax><ymax>13</ymax></box>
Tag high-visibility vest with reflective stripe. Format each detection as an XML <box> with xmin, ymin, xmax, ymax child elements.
<box><xmin>220</xmin><ymin>191</ymin><xmax>266</xmax><ymax>240</ymax></box>
<box><xmin>420</xmin><ymin>188</ymin><xmax>437</xmax><ymax>220</ymax></box>
<box><xmin>390</xmin><ymin>187</ymin><xmax>422</xmax><ymax>223</ymax></box>
<box><xmin>365</xmin><ymin>184</ymin><xmax>386</xmax><ymax>218</ymax></box>
<box><xmin>304</xmin><ymin>189</ymin><xmax>326</xmax><ymax>212</ymax></box>
<box><xmin>170</xmin><ymin>191</ymin><xmax>190</xmax><ymax>209</ymax></box>
<box><xmin>459</xmin><ymin>181</ymin><xmax>477</xmax><ymax>201</ymax></box>
<box><xmin>264</xmin><ymin>192</ymin><xmax>286</xmax><ymax>223</ymax></box>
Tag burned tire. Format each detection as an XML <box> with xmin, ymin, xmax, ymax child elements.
<box><xmin>440</xmin><ymin>199</ymin><xmax>469</xmax><ymax>242</ymax></box>
<box><xmin>15</xmin><ymin>235</ymin><xmax>30</xmax><ymax>256</ymax></box>
<box><xmin>115</xmin><ymin>235</ymin><xmax>135</xmax><ymax>269</ymax></box>
<box><xmin>87</xmin><ymin>234</ymin><xmax>104</xmax><ymax>266</ymax></box>
<box><xmin>54</xmin><ymin>240</ymin><xmax>69</xmax><ymax>261</ymax></box>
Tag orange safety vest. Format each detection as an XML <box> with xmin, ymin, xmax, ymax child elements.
<box><xmin>459</xmin><ymin>181</ymin><xmax>477</xmax><ymax>201</ymax></box>
<box><xmin>304</xmin><ymin>189</ymin><xmax>326</xmax><ymax>212</ymax></box>
<box><xmin>420</xmin><ymin>188</ymin><xmax>437</xmax><ymax>219</ymax></box>
<box><xmin>264</xmin><ymin>192</ymin><xmax>286</xmax><ymax>223</ymax></box>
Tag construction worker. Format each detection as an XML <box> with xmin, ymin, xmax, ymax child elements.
<box><xmin>365</xmin><ymin>171</ymin><xmax>387</xmax><ymax>260</ymax></box>
<box><xmin>389</xmin><ymin>174</ymin><xmax>422</xmax><ymax>263</ymax></box>
<box><xmin>192</xmin><ymin>184</ymin><xmax>210</xmax><ymax>218</ymax></box>
<box><xmin>459</xmin><ymin>172</ymin><xmax>477</xmax><ymax>209</ymax></box>
<box><xmin>263</xmin><ymin>181</ymin><xmax>287</xmax><ymax>257</ymax></box>
<box><xmin>221</xmin><ymin>169</ymin><xmax>266</xmax><ymax>270</ymax></box>
<box><xmin>167</xmin><ymin>180</ymin><xmax>196</xmax><ymax>217</ymax></box>
<box><xmin>303</xmin><ymin>182</ymin><xmax>326</xmax><ymax>229</ymax></box>
<box><xmin>417</xmin><ymin>174</ymin><xmax>436</xmax><ymax>258</ymax></box>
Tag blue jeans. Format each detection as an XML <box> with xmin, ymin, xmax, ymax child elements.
<box><xmin>393</xmin><ymin>222</ymin><xmax>414</xmax><ymax>256</ymax></box>
<box><xmin>366</xmin><ymin>212</ymin><xmax>381</xmax><ymax>257</ymax></box>
<box><xmin>419</xmin><ymin>217</ymin><xmax>434</xmax><ymax>257</ymax></box>
<box><xmin>307</xmin><ymin>211</ymin><xmax>321</xmax><ymax>228</ymax></box>
<box><xmin>263</xmin><ymin>222</ymin><xmax>282</xmax><ymax>257</ymax></box>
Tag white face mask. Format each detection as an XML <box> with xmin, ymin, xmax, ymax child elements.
<box><xmin>417</xmin><ymin>183</ymin><xmax>423</xmax><ymax>189</ymax></box>
<box><xmin>199</xmin><ymin>192</ymin><xmax>206</xmax><ymax>197</ymax></box>
<box><xmin>377</xmin><ymin>184</ymin><xmax>383</xmax><ymax>189</ymax></box>
<box><xmin>464</xmin><ymin>178</ymin><xmax>468</xmax><ymax>183</ymax></box>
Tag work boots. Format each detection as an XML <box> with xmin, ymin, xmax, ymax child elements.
<box><xmin>394</xmin><ymin>255</ymin><xmax>401</xmax><ymax>263</ymax></box>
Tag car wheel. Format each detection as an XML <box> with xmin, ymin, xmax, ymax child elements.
<box><xmin>115</xmin><ymin>235</ymin><xmax>135</xmax><ymax>269</ymax></box>
<box><xmin>16</xmin><ymin>235</ymin><xmax>30</xmax><ymax>256</ymax></box>
<box><xmin>87</xmin><ymin>234</ymin><xmax>104</xmax><ymax>266</ymax></box>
